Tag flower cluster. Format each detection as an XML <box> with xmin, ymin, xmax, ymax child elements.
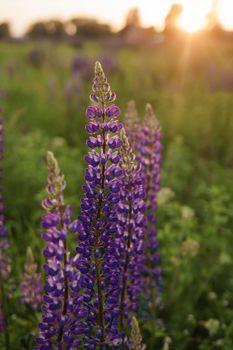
<box><xmin>34</xmin><ymin>62</ymin><xmax>163</xmax><ymax>348</ymax></box>
<box><xmin>141</xmin><ymin>104</ymin><xmax>162</xmax><ymax>310</ymax></box>
<box><xmin>72</xmin><ymin>61</ymin><xmax>124</xmax><ymax>348</ymax></box>
<box><xmin>36</xmin><ymin>151</ymin><xmax>75</xmax><ymax>349</ymax></box>
<box><xmin>20</xmin><ymin>247</ymin><xmax>42</xmax><ymax>310</ymax></box>
<box><xmin>125</xmin><ymin>102</ymin><xmax>162</xmax><ymax>314</ymax></box>
<box><xmin>117</xmin><ymin>132</ymin><xmax>145</xmax><ymax>331</ymax></box>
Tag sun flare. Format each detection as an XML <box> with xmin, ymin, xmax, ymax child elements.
<box><xmin>177</xmin><ymin>1</ymin><xmax>212</xmax><ymax>33</ymax></box>
<box><xmin>179</xmin><ymin>12</ymin><xmax>206</xmax><ymax>33</ymax></box>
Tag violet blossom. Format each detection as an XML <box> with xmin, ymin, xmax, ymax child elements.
<box><xmin>117</xmin><ymin>132</ymin><xmax>145</xmax><ymax>337</ymax></box>
<box><xmin>72</xmin><ymin>61</ymin><xmax>124</xmax><ymax>348</ymax></box>
<box><xmin>141</xmin><ymin>103</ymin><xmax>162</xmax><ymax>311</ymax></box>
<box><xmin>124</xmin><ymin>102</ymin><xmax>162</xmax><ymax>315</ymax></box>
<box><xmin>36</xmin><ymin>151</ymin><xmax>76</xmax><ymax>349</ymax></box>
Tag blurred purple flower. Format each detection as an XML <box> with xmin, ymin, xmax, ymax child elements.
<box><xmin>20</xmin><ymin>247</ymin><xmax>43</xmax><ymax>310</ymax></box>
<box><xmin>71</xmin><ymin>54</ymin><xmax>92</xmax><ymax>78</ymax></box>
<box><xmin>124</xmin><ymin>101</ymin><xmax>162</xmax><ymax>315</ymax></box>
<box><xmin>117</xmin><ymin>132</ymin><xmax>146</xmax><ymax>336</ymax></box>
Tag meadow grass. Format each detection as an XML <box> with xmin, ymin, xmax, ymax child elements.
<box><xmin>0</xmin><ymin>37</ymin><xmax>233</xmax><ymax>349</ymax></box>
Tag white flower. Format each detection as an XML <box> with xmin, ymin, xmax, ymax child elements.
<box><xmin>181</xmin><ymin>238</ymin><xmax>199</xmax><ymax>257</ymax></box>
<box><xmin>204</xmin><ymin>318</ymin><xmax>220</xmax><ymax>335</ymax></box>
<box><xmin>157</xmin><ymin>187</ymin><xmax>175</xmax><ymax>206</ymax></box>
<box><xmin>181</xmin><ymin>206</ymin><xmax>195</xmax><ymax>221</ymax></box>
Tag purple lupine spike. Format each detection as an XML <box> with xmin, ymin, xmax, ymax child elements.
<box><xmin>36</xmin><ymin>151</ymin><xmax>76</xmax><ymax>349</ymax></box>
<box><xmin>124</xmin><ymin>102</ymin><xmax>162</xmax><ymax>315</ymax></box>
<box><xmin>0</xmin><ymin>109</ymin><xmax>10</xmax><ymax>338</ymax></box>
<box><xmin>19</xmin><ymin>247</ymin><xmax>42</xmax><ymax>310</ymax></box>
<box><xmin>141</xmin><ymin>103</ymin><xmax>162</xmax><ymax>311</ymax></box>
<box><xmin>72</xmin><ymin>61</ymin><xmax>124</xmax><ymax>348</ymax></box>
<box><xmin>117</xmin><ymin>132</ymin><xmax>145</xmax><ymax>335</ymax></box>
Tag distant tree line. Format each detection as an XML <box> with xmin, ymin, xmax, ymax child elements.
<box><xmin>0</xmin><ymin>4</ymin><xmax>229</xmax><ymax>41</ymax></box>
<box><xmin>0</xmin><ymin>22</ymin><xmax>11</xmax><ymax>39</ymax></box>
<box><xmin>26</xmin><ymin>18</ymin><xmax>112</xmax><ymax>40</ymax></box>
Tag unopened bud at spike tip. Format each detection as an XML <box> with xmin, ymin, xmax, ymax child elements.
<box><xmin>95</xmin><ymin>61</ymin><xmax>103</xmax><ymax>75</ymax></box>
<box><xmin>125</xmin><ymin>100</ymin><xmax>140</xmax><ymax>127</ymax></box>
<box><xmin>128</xmin><ymin>317</ymin><xmax>146</xmax><ymax>350</ymax></box>
<box><xmin>144</xmin><ymin>103</ymin><xmax>160</xmax><ymax>129</ymax></box>
<box><xmin>26</xmin><ymin>247</ymin><xmax>35</xmax><ymax>266</ymax></box>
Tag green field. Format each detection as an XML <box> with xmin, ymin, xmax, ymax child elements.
<box><xmin>0</xmin><ymin>36</ymin><xmax>233</xmax><ymax>349</ymax></box>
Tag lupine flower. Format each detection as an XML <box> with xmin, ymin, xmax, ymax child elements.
<box><xmin>72</xmin><ymin>61</ymin><xmax>124</xmax><ymax>348</ymax></box>
<box><xmin>125</xmin><ymin>102</ymin><xmax>162</xmax><ymax>314</ymax></box>
<box><xmin>36</xmin><ymin>151</ymin><xmax>76</xmax><ymax>349</ymax></box>
<box><xmin>141</xmin><ymin>103</ymin><xmax>162</xmax><ymax>310</ymax></box>
<box><xmin>0</xmin><ymin>109</ymin><xmax>10</xmax><ymax>336</ymax></box>
<box><xmin>128</xmin><ymin>317</ymin><xmax>146</xmax><ymax>350</ymax></box>
<box><xmin>117</xmin><ymin>131</ymin><xmax>145</xmax><ymax>332</ymax></box>
<box><xmin>19</xmin><ymin>247</ymin><xmax>42</xmax><ymax>310</ymax></box>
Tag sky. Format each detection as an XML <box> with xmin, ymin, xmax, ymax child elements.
<box><xmin>0</xmin><ymin>0</ymin><xmax>232</xmax><ymax>36</ymax></box>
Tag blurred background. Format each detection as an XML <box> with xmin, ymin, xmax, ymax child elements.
<box><xmin>0</xmin><ymin>0</ymin><xmax>233</xmax><ymax>349</ymax></box>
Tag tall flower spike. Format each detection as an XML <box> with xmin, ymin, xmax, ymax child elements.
<box><xmin>0</xmin><ymin>109</ymin><xmax>10</xmax><ymax>342</ymax></box>
<box><xmin>36</xmin><ymin>152</ymin><xmax>76</xmax><ymax>349</ymax></box>
<box><xmin>142</xmin><ymin>103</ymin><xmax>162</xmax><ymax>317</ymax></box>
<box><xmin>117</xmin><ymin>131</ymin><xmax>145</xmax><ymax>334</ymax></box>
<box><xmin>19</xmin><ymin>247</ymin><xmax>42</xmax><ymax>310</ymax></box>
<box><xmin>73</xmin><ymin>61</ymin><xmax>123</xmax><ymax>348</ymax></box>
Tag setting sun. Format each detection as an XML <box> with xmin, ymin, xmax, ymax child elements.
<box><xmin>177</xmin><ymin>0</ymin><xmax>212</xmax><ymax>33</ymax></box>
<box><xmin>179</xmin><ymin>11</ymin><xmax>207</xmax><ymax>32</ymax></box>
<box><xmin>179</xmin><ymin>16</ymin><xmax>206</xmax><ymax>33</ymax></box>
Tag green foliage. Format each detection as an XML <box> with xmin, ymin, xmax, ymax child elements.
<box><xmin>0</xmin><ymin>38</ymin><xmax>232</xmax><ymax>349</ymax></box>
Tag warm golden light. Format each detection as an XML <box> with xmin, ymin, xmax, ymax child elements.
<box><xmin>0</xmin><ymin>0</ymin><xmax>233</xmax><ymax>36</ymax></box>
<box><xmin>179</xmin><ymin>13</ymin><xmax>206</xmax><ymax>33</ymax></box>
<box><xmin>177</xmin><ymin>1</ymin><xmax>211</xmax><ymax>33</ymax></box>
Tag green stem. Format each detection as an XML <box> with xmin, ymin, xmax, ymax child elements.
<box><xmin>93</xmin><ymin>102</ymin><xmax>107</xmax><ymax>345</ymax></box>
<box><xmin>1</xmin><ymin>281</ymin><xmax>10</xmax><ymax>350</ymax></box>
